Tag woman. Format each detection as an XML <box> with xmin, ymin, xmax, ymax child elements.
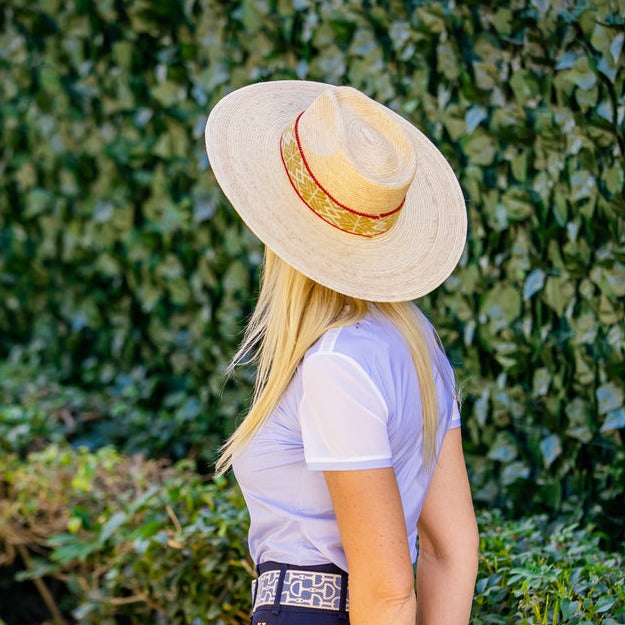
<box><xmin>206</xmin><ymin>81</ymin><xmax>479</xmax><ymax>625</ymax></box>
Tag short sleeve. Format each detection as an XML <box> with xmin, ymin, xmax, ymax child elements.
<box><xmin>299</xmin><ymin>352</ymin><xmax>393</xmax><ymax>471</ymax></box>
<box><xmin>433</xmin><ymin>347</ymin><xmax>462</xmax><ymax>430</ymax></box>
<box><xmin>448</xmin><ymin>400</ymin><xmax>462</xmax><ymax>429</ymax></box>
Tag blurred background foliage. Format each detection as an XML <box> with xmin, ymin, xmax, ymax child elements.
<box><xmin>1</xmin><ymin>444</ymin><xmax>623</xmax><ymax>625</ymax></box>
<box><xmin>0</xmin><ymin>0</ymin><xmax>624</xmax><ymax>621</ymax></box>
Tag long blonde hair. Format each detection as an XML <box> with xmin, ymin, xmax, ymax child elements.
<box><xmin>215</xmin><ymin>248</ymin><xmax>454</xmax><ymax>476</ymax></box>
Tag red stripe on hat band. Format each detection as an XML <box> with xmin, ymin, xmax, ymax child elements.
<box><xmin>293</xmin><ymin>112</ymin><xmax>404</xmax><ymax>220</ymax></box>
<box><xmin>280</xmin><ymin>115</ymin><xmax>403</xmax><ymax>238</ymax></box>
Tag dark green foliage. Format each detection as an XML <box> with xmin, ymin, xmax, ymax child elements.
<box><xmin>0</xmin><ymin>353</ymin><xmax>223</xmax><ymax>473</ymax></box>
<box><xmin>1</xmin><ymin>444</ymin><xmax>623</xmax><ymax>624</ymax></box>
<box><xmin>0</xmin><ymin>0</ymin><xmax>624</xmax><ymax>542</ymax></box>
<box><xmin>474</xmin><ymin>510</ymin><xmax>625</xmax><ymax>624</ymax></box>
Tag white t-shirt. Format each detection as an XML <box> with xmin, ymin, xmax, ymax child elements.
<box><xmin>232</xmin><ymin>308</ymin><xmax>461</xmax><ymax>571</ymax></box>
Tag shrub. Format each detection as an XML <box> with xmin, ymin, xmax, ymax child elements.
<box><xmin>0</xmin><ymin>444</ymin><xmax>251</xmax><ymax>625</ymax></box>
<box><xmin>1</xmin><ymin>444</ymin><xmax>624</xmax><ymax>624</ymax></box>
<box><xmin>474</xmin><ymin>511</ymin><xmax>625</xmax><ymax>624</ymax></box>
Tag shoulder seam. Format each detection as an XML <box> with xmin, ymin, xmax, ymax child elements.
<box><xmin>318</xmin><ymin>327</ymin><xmax>342</xmax><ymax>353</ymax></box>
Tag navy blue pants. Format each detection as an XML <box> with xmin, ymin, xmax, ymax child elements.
<box><xmin>250</xmin><ymin>562</ymin><xmax>350</xmax><ymax>625</ymax></box>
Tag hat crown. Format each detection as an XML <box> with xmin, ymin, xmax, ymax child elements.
<box><xmin>296</xmin><ymin>87</ymin><xmax>417</xmax><ymax>217</ymax></box>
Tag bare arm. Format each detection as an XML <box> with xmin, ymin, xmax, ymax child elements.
<box><xmin>324</xmin><ymin>467</ymin><xmax>416</xmax><ymax>625</ymax></box>
<box><xmin>416</xmin><ymin>427</ymin><xmax>479</xmax><ymax>625</ymax></box>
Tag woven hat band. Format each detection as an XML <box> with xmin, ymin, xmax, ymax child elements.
<box><xmin>280</xmin><ymin>113</ymin><xmax>404</xmax><ymax>238</ymax></box>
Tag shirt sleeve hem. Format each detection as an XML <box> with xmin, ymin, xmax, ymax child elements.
<box><xmin>448</xmin><ymin>398</ymin><xmax>461</xmax><ymax>429</ymax></box>
<box><xmin>305</xmin><ymin>457</ymin><xmax>393</xmax><ymax>471</ymax></box>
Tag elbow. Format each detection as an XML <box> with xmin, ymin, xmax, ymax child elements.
<box><xmin>461</xmin><ymin>531</ymin><xmax>480</xmax><ymax>577</ymax></box>
<box><xmin>351</xmin><ymin>568</ymin><xmax>415</xmax><ymax>605</ymax></box>
<box><xmin>467</xmin><ymin>518</ymin><xmax>480</xmax><ymax>568</ymax></box>
<box><xmin>461</xmin><ymin>518</ymin><xmax>480</xmax><ymax>565</ymax></box>
<box><xmin>348</xmin><ymin>574</ymin><xmax>416</xmax><ymax>625</ymax></box>
<box><xmin>456</xmin><ymin>528</ymin><xmax>480</xmax><ymax>588</ymax></box>
<box><xmin>461</xmin><ymin>520</ymin><xmax>481</xmax><ymax>568</ymax></box>
<box><xmin>376</xmin><ymin>575</ymin><xmax>416</xmax><ymax>605</ymax></box>
<box><xmin>420</xmin><ymin>521</ymin><xmax>480</xmax><ymax>571</ymax></box>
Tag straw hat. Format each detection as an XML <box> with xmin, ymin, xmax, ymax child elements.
<box><xmin>205</xmin><ymin>80</ymin><xmax>466</xmax><ymax>302</ymax></box>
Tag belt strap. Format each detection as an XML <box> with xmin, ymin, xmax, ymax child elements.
<box><xmin>252</xmin><ymin>568</ymin><xmax>350</xmax><ymax>612</ymax></box>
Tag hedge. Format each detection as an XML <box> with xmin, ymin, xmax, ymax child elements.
<box><xmin>0</xmin><ymin>0</ymin><xmax>624</xmax><ymax>541</ymax></box>
<box><xmin>1</xmin><ymin>444</ymin><xmax>624</xmax><ymax>625</ymax></box>
<box><xmin>0</xmin><ymin>445</ymin><xmax>252</xmax><ymax>625</ymax></box>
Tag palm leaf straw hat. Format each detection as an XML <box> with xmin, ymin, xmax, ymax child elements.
<box><xmin>205</xmin><ymin>80</ymin><xmax>467</xmax><ymax>302</ymax></box>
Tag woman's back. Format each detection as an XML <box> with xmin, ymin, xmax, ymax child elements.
<box><xmin>234</xmin><ymin>309</ymin><xmax>461</xmax><ymax>571</ymax></box>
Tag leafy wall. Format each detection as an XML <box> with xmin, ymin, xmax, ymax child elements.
<box><xmin>1</xmin><ymin>0</ymin><xmax>624</xmax><ymax>540</ymax></box>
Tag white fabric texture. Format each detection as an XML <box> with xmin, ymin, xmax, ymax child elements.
<box><xmin>301</xmin><ymin>351</ymin><xmax>392</xmax><ymax>470</ymax></box>
<box><xmin>232</xmin><ymin>308</ymin><xmax>461</xmax><ymax>571</ymax></box>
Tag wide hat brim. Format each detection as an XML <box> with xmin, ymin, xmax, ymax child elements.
<box><xmin>205</xmin><ymin>80</ymin><xmax>467</xmax><ymax>302</ymax></box>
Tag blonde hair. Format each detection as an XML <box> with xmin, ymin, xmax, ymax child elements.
<box><xmin>215</xmin><ymin>248</ymin><xmax>454</xmax><ymax>476</ymax></box>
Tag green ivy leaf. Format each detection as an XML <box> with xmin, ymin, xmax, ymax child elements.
<box><xmin>152</xmin><ymin>81</ymin><xmax>183</xmax><ymax>107</ymax></box>
<box><xmin>601</xmin><ymin>264</ymin><xmax>625</xmax><ymax>298</ymax></box>
<box><xmin>481</xmin><ymin>284</ymin><xmax>522</xmax><ymax>331</ymax></box>
<box><xmin>465</xmin><ymin>106</ymin><xmax>488</xmax><ymax>133</ymax></box>
<box><xmin>596</xmin><ymin>383</ymin><xmax>624</xmax><ymax>415</ymax></box>
<box><xmin>560</xmin><ymin>598</ymin><xmax>580</xmax><ymax>620</ymax></box>
<box><xmin>523</xmin><ymin>269</ymin><xmax>545</xmax><ymax>301</ymax></box>
<box><xmin>462</xmin><ymin>130</ymin><xmax>497</xmax><ymax>165</ymax></box>
<box><xmin>540</xmin><ymin>434</ymin><xmax>562</xmax><ymax>468</ymax></box>
<box><xmin>25</xmin><ymin>188</ymin><xmax>53</xmax><ymax>218</ymax></box>
<box><xmin>491</xmin><ymin>8</ymin><xmax>512</xmax><ymax>35</ymax></box>
<box><xmin>571</xmin><ymin>312</ymin><xmax>598</xmax><ymax>345</ymax></box>
<box><xmin>437</xmin><ymin>39</ymin><xmax>460</xmax><ymax>80</ymax></box>
<box><xmin>509</xmin><ymin>69</ymin><xmax>538</xmax><ymax>105</ymax></box>
<box><xmin>570</xmin><ymin>170</ymin><xmax>596</xmax><ymax>202</ymax></box>
<box><xmin>601</xmin><ymin>408</ymin><xmax>625</xmax><ymax>433</ymax></box>
<box><xmin>100</xmin><ymin>511</ymin><xmax>128</xmax><ymax>543</ymax></box>
<box><xmin>222</xmin><ymin>260</ymin><xmax>249</xmax><ymax>293</ymax></box>
<box><xmin>574</xmin><ymin>351</ymin><xmax>595</xmax><ymax>386</ymax></box>
<box><xmin>567</xmin><ymin>57</ymin><xmax>597</xmax><ymax>90</ymax></box>
<box><xmin>533</xmin><ymin>368</ymin><xmax>551</xmax><ymax>396</ymax></box>
<box><xmin>595</xmin><ymin>596</ymin><xmax>617</xmax><ymax>614</ymax></box>
<box><xmin>603</xmin><ymin>165</ymin><xmax>624</xmax><ymax>196</ymax></box>
<box><xmin>501</xmin><ymin>188</ymin><xmax>534</xmax><ymax>220</ymax></box>
<box><xmin>610</xmin><ymin>32</ymin><xmax>624</xmax><ymax>62</ymax></box>
<box><xmin>501</xmin><ymin>461</ymin><xmax>531</xmax><ymax>486</ymax></box>
<box><xmin>543</xmin><ymin>275</ymin><xmax>576</xmax><ymax>317</ymax></box>
<box><xmin>488</xmin><ymin>432</ymin><xmax>518</xmax><ymax>462</ymax></box>
<box><xmin>414</xmin><ymin>6</ymin><xmax>446</xmax><ymax>33</ymax></box>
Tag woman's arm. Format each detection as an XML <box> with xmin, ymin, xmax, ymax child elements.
<box><xmin>416</xmin><ymin>427</ymin><xmax>479</xmax><ymax>625</ymax></box>
<box><xmin>324</xmin><ymin>467</ymin><xmax>416</xmax><ymax>625</ymax></box>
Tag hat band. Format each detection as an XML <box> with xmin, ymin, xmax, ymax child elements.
<box><xmin>280</xmin><ymin>113</ymin><xmax>403</xmax><ymax>238</ymax></box>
